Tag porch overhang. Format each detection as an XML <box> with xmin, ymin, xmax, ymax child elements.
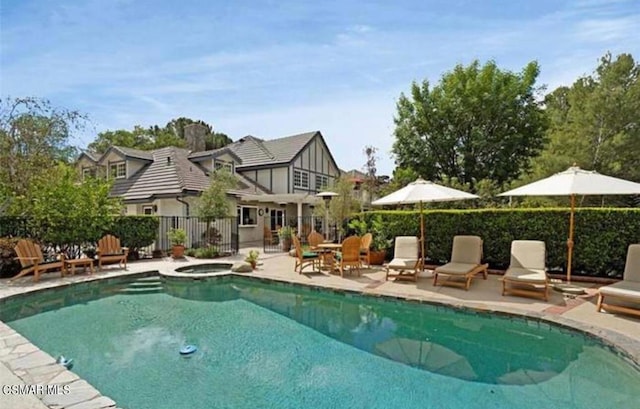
<box><xmin>239</xmin><ymin>193</ymin><xmax>320</xmax><ymax>205</ymax></box>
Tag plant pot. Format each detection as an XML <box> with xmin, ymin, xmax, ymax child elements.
<box><xmin>369</xmin><ymin>250</ymin><xmax>386</xmax><ymax>265</ymax></box>
<box><xmin>281</xmin><ymin>239</ymin><xmax>291</xmax><ymax>252</ymax></box>
<box><xmin>249</xmin><ymin>261</ymin><xmax>257</xmax><ymax>270</ymax></box>
<box><xmin>172</xmin><ymin>245</ymin><xmax>185</xmax><ymax>259</ymax></box>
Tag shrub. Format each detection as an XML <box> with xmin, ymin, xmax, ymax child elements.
<box><xmin>0</xmin><ymin>237</ymin><xmax>20</xmax><ymax>278</ymax></box>
<box><xmin>194</xmin><ymin>246</ymin><xmax>219</xmax><ymax>259</ymax></box>
<box><xmin>109</xmin><ymin>216</ymin><xmax>159</xmax><ymax>250</ymax></box>
<box><xmin>359</xmin><ymin>208</ymin><xmax>640</xmax><ymax>278</ymax></box>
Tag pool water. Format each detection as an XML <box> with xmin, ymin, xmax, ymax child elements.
<box><xmin>3</xmin><ymin>276</ymin><xmax>640</xmax><ymax>409</ymax></box>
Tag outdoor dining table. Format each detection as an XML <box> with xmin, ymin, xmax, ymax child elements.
<box><xmin>316</xmin><ymin>242</ymin><xmax>342</xmax><ymax>271</ymax></box>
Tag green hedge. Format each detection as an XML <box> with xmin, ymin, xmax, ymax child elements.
<box><xmin>108</xmin><ymin>216</ymin><xmax>159</xmax><ymax>250</ymax></box>
<box><xmin>360</xmin><ymin>208</ymin><xmax>640</xmax><ymax>278</ymax></box>
<box><xmin>0</xmin><ymin>216</ymin><xmax>158</xmax><ymax>250</ymax></box>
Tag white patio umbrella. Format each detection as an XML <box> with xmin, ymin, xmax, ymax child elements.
<box><xmin>371</xmin><ymin>178</ymin><xmax>479</xmax><ymax>270</ymax></box>
<box><xmin>499</xmin><ymin>166</ymin><xmax>640</xmax><ymax>282</ymax></box>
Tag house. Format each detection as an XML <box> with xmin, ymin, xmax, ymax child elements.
<box><xmin>76</xmin><ymin>130</ymin><xmax>341</xmax><ymax>248</ymax></box>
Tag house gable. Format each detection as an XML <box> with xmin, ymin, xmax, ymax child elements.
<box><xmin>290</xmin><ymin>132</ymin><xmax>340</xmax><ymax>193</ymax></box>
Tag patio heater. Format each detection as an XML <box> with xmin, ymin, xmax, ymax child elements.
<box><xmin>316</xmin><ymin>191</ymin><xmax>338</xmax><ymax>241</ymax></box>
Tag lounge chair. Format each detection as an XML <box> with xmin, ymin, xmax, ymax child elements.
<box><xmin>334</xmin><ymin>236</ymin><xmax>362</xmax><ymax>277</ymax></box>
<box><xmin>360</xmin><ymin>233</ymin><xmax>372</xmax><ymax>267</ymax></box>
<box><xmin>12</xmin><ymin>239</ymin><xmax>66</xmax><ymax>282</ymax></box>
<box><xmin>292</xmin><ymin>235</ymin><xmax>320</xmax><ymax>274</ymax></box>
<box><xmin>386</xmin><ymin>236</ymin><xmax>420</xmax><ymax>282</ymax></box>
<box><xmin>97</xmin><ymin>234</ymin><xmax>129</xmax><ymax>271</ymax></box>
<box><xmin>502</xmin><ymin>240</ymin><xmax>549</xmax><ymax>301</ymax></box>
<box><xmin>596</xmin><ymin>244</ymin><xmax>640</xmax><ymax>317</ymax></box>
<box><xmin>433</xmin><ymin>235</ymin><xmax>488</xmax><ymax>290</ymax></box>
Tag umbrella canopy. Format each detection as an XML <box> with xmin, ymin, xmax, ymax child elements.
<box><xmin>499</xmin><ymin>166</ymin><xmax>640</xmax><ymax>282</ymax></box>
<box><xmin>372</xmin><ymin>179</ymin><xmax>479</xmax><ymax>270</ymax></box>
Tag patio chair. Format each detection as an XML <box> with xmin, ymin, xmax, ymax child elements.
<box><xmin>386</xmin><ymin>236</ymin><xmax>420</xmax><ymax>282</ymax></box>
<box><xmin>502</xmin><ymin>240</ymin><xmax>549</xmax><ymax>301</ymax></box>
<box><xmin>596</xmin><ymin>244</ymin><xmax>640</xmax><ymax>318</ymax></box>
<box><xmin>292</xmin><ymin>235</ymin><xmax>320</xmax><ymax>274</ymax></box>
<box><xmin>334</xmin><ymin>236</ymin><xmax>362</xmax><ymax>278</ymax></box>
<box><xmin>360</xmin><ymin>233</ymin><xmax>372</xmax><ymax>268</ymax></box>
<box><xmin>433</xmin><ymin>235</ymin><xmax>489</xmax><ymax>290</ymax></box>
<box><xmin>12</xmin><ymin>239</ymin><xmax>66</xmax><ymax>282</ymax></box>
<box><xmin>307</xmin><ymin>231</ymin><xmax>325</xmax><ymax>250</ymax></box>
<box><xmin>97</xmin><ymin>234</ymin><xmax>129</xmax><ymax>271</ymax></box>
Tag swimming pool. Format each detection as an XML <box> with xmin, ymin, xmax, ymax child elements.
<box><xmin>2</xmin><ymin>275</ymin><xmax>639</xmax><ymax>408</ymax></box>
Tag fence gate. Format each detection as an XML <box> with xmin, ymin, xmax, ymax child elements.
<box><xmin>263</xmin><ymin>216</ymin><xmax>283</xmax><ymax>253</ymax></box>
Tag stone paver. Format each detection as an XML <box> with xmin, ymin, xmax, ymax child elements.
<box><xmin>1</xmin><ymin>249</ymin><xmax>639</xmax><ymax>408</ymax></box>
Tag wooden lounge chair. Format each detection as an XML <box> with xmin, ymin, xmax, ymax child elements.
<box><xmin>292</xmin><ymin>235</ymin><xmax>320</xmax><ymax>274</ymax></box>
<box><xmin>360</xmin><ymin>233</ymin><xmax>372</xmax><ymax>268</ymax></box>
<box><xmin>386</xmin><ymin>236</ymin><xmax>420</xmax><ymax>282</ymax></box>
<box><xmin>502</xmin><ymin>240</ymin><xmax>549</xmax><ymax>301</ymax></box>
<box><xmin>433</xmin><ymin>235</ymin><xmax>489</xmax><ymax>290</ymax></box>
<box><xmin>596</xmin><ymin>244</ymin><xmax>640</xmax><ymax>318</ymax></box>
<box><xmin>12</xmin><ymin>239</ymin><xmax>66</xmax><ymax>282</ymax></box>
<box><xmin>97</xmin><ymin>234</ymin><xmax>129</xmax><ymax>271</ymax></box>
<box><xmin>334</xmin><ymin>236</ymin><xmax>362</xmax><ymax>278</ymax></box>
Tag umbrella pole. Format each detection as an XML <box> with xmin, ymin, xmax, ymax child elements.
<box><xmin>567</xmin><ymin>194</ymin><xmax>575</xmax><ymax>283</ymax></box>
<box><xmin>420</xmin><ymin>201</ymin><xmax>425</xmax><ymax>271</ymax></box>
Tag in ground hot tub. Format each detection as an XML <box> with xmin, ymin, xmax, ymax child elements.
<box><xmin>161</xmin><ymin>262</ymin><xmax>234</xmax><ymax>280</ymax></box>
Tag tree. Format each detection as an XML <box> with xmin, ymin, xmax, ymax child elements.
<box><xmin>193</xmin><ymin>169</ymin><xmax>237</xmax><ymax>246</ymax></box>
<box><xmin>88</xmin><ymin>117</ymin><xmax>233</xmax><ymax>154</ymax></box>
<box><xmin>392</xmin><ymin>60</ymin><xmax>547</xmax><ymax>191</ymax></box>
<box><xmin>0</xmin><ymin>97</ymin><xmax>85</xmax><ymax>201</ymax></box>
<box><xmin>313</xmin><ymin>176</ymin><xmax>360</xmax><ymax>240</ymax></box>
<box><xmin>362</xmin><ymin>145</ymin><xmax>379</xmax><ymax>207</ymax></box>
<box><xmin>8</xmin><ymin>163</ymin><xmax>121</xmax><ymax>255</ymax></box>
<box><xmin>532</xmin><ymin>53</ymin><xmax>640</xmax><ymax>182</ymax></box>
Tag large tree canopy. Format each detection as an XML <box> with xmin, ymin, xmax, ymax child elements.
<box><xmin>0</xmin><ymin>97</ymin><xmax>85</xmax><ymax>201</ymax></box>
<box><xmin>392</xmin><ymin>60</ymin><xmax>547</xmax><ymax>191</ymax></box>
<box><xmin>531</xmin><ymin>53</ymin><xmax>640</xmax><ymax>181</ymax></box>
<box><xmin>88</xmin><ymin>117</ymin><xmax>233</xmax><ymax>154</ymax></box>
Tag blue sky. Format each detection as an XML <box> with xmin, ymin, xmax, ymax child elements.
<box><xmin>1</xmin><ymin>0</ymin><xmax>639</xmax><ymax>175</ymax></box>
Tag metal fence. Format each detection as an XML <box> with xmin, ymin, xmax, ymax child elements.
<box><xmin>141</xmin><ymin>216</ymin><xmax>239</xmax><ymax>257</ymax></box>
<box><xmin>263</xmin><ymin>215</ymin><xmax>339</xmax><ymax>253</ymax></box>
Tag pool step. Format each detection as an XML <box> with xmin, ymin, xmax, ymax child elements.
<box><xmin>119</xmin><ymin>276</ymin><xmax>164</xmax><ymax>294</ymax></box>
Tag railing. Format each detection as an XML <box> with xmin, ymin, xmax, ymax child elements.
<box><xmin>141</xmin><ymin>216</ymin><xmax>239</xmax><ymax>257</ymax></box>
<box><xmin>263</xmin><ymin>215</ymin><xmax>340</xmax><ymax>253</ymax></box>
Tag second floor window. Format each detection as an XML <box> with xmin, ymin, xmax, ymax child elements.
<box><xmin>110</xmin><ymin>162</ymin><xmax>126</xmax><ymax>179</ymax></box>
<box><xmin>214</xmin><ymin>160</ymin><xmax>234</xmax><ymax>173</ymax></box>
<box><xmin>294</xmin><ymin>169</ymin><xmax>309</xmax><ymax>189</ymax></box>
<box><xmin>82</xmin><ymin>167</ymin><xmax>96</xmax><ymax>180</ymax></box>
<box><xmin>315</xmin><ymin>175</ymin><xmax>329</xmax><ymax>191</ymax></box>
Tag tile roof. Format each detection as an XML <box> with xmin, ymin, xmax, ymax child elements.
<box><xmin>112</xmin><ymin>146</ymin><xmax>154</xmax><ymax>161</ymax></box>
<box><xmin>110</xmin><ymin>146</ymin><xmax>267</xmax><ymax>201</ymax></box>
<box><xmin>227</xmin><ymin>131</ymin><xmax>317</xmax><ymax>167</ymax></box>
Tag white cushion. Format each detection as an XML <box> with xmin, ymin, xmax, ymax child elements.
<box><xmin>503</xmin><ymin>267</ymin><xmax>547</xmax><ymax>283</ymax></box>
<box><xmin>435</xmin><ymin>262</ymin><xmax>477</xmax><ymax>276</ymax></box>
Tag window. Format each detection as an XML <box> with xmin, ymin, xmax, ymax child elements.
<box><xmin>109</xmin><ymin>162</ymin><xmax>126</xmax><ymax>179</ymax></box>
<box><xmin>315</xmin><ymin>175</ymin><xmax>329</xmax><ymax>191</ymax></box>
<box><xmin>82</xmin><ymin>167</ymin><xmax>96</xmax><ymax>180</ymax></box>
<box><xmin>214</xmin><ymin>160</ymin><xmax>234</xmax><ymax>173</ymax></box>
<box><xmin>237</xmin><ymin>206</ymin><xmax>258</xmax><ymax>226</ymax></box>
<box><xmin>294</xmin><ymin>170</ymin><xmax>309</xmax><ymax>189</ymax></box>
<box><xmin>142</xmin><ymin>205</ymin><xmax>155</xmax><ymax>215</ymax></box>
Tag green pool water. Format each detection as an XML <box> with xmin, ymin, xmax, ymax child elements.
<box><xmin>2</xmin><ymin>276</ymin><xmax>639</xmax><ymax>409</ymax></box>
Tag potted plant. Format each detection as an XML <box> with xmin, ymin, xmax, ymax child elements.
<box><xmin>244</xmin><ymin>250</ymin><xmax>260</xmax><ymax>269</ymax></box>
<box><xmin>368</xmin><ymin>216</ymin><xmax>390</xmax><ymax>265</ymax></box>
<box><xmin>167</xmin><ymin>228</ymin><xmax>187</xmax><ymax>259</ymax></box>
<box><xmin>278</xmin><ymin>226</ymin><xmax>294</xmax><ymax>252</ymax></box>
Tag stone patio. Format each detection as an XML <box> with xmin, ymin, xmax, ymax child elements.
<box><xmin>1</xmin><ymin>248</ymin><xmax>639</xmax><ymax>408</ymax></box>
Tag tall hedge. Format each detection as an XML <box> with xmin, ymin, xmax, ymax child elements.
<box><xmin>0</xmin><ymin>215</ymin><xmax>158</xmax><ymax>250</ymax></box>
<box><xmin>360</xmin><ymin>209</ymin><xmax>640</xmax><ymax>278</ymax></box>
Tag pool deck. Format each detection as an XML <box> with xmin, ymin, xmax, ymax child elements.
<box><xmin>1</xmin><ymin>249</ymin><xmax>639</xmax><ymax>408</ymax></box>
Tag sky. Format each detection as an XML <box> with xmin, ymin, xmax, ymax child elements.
<box><xmin>1</xmin><ymin>0</ymin><xmax>639</xmax><ymax>175</ymax></box>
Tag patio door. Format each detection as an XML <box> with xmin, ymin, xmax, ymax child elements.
<box><xmin>270</xmin><ymin>209</ymin><xmax>285</xmax><ymax>230</ymax></box>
